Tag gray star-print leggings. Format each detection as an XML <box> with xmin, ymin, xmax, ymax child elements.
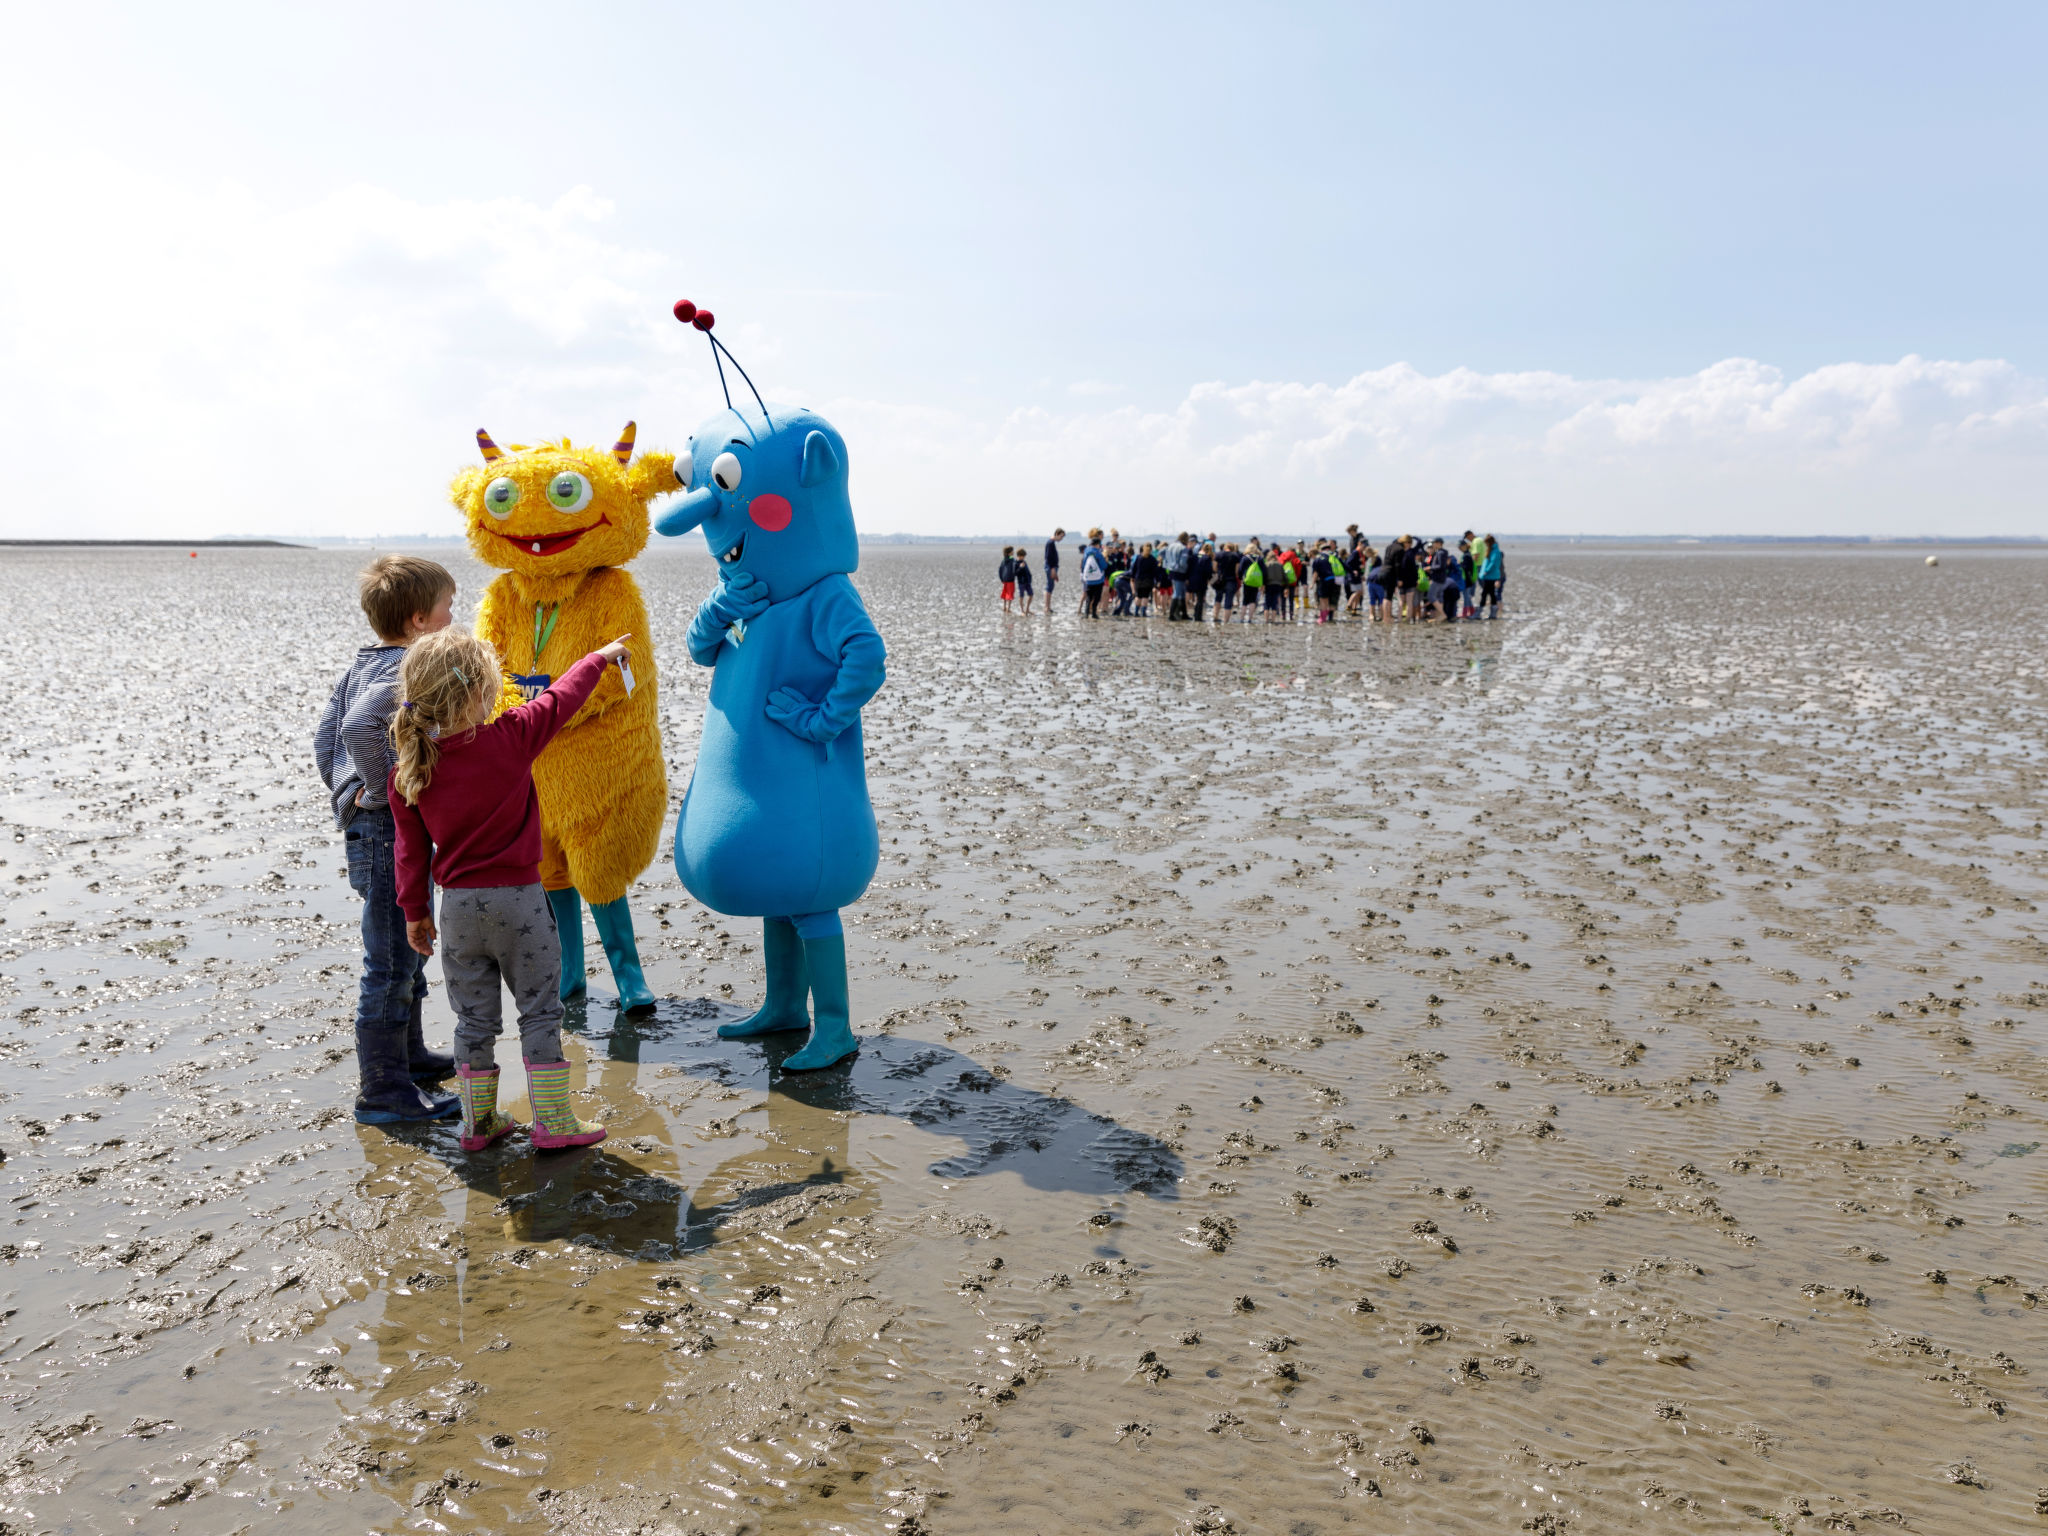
<box><xmin>438</xmin><ymin>883</ymin><xmax>565</xmax><ymax>1071</ymax></box>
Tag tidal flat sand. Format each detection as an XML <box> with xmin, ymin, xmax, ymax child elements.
<box><xmin>1</xmin><ymin>542</ymin><xmax>2044</xmax><ymax>1534</ymax></box>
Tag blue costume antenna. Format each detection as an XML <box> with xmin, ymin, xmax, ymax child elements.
<box><xmin>673</xmin><ymin>299</ymin><xmax>773</xmax><ymax>432</ymax></box>
<box><xmin>708</xmin><ymin>335</ymin><xmax>733</xmax><ymax>411</ymax></box>
<box><xmin>710</xmin><ymin>334</ymin><xmax>773</xmax><ymax>433</ymax></box>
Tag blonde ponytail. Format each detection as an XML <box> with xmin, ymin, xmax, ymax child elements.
<box><xmin>389</xmin><ymin>630</ymin><xmax>500</xmax><ymax>805</ymax></box>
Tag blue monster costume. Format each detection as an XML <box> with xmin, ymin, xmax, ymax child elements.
<box><xmin>655</xmin><ymin>300</ymin><xmax>886</xmax><ymax>1071</ymax></box>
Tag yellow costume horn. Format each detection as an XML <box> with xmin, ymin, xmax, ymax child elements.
<box><xmin>477</xmin><ymin>428</ymin><xmax>504</xmax><ymax>462</ymax></box>
<box><xmin>612</xmin><ymin>421</ymin><xmax>637</xmax><ymax>465</ymax></box>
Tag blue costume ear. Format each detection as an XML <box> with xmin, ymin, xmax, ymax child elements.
<box><xmin>799</xmin><ymin>430</ymin><xmax>840</xmax><ymax>489</ymax></box>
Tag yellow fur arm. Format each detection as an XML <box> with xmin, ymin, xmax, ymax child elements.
<box><xmin>475</xmin><ymin>573</ymin><xmax>517</xmax><ymax>655</ymax></box>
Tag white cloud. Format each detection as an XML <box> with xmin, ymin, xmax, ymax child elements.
<box><xmin>842</xmin><ymin>356</ymin><xmax>2046</xmax><ymax>536</ymax></box>
<box><xmin>0</xmin><ymin>156</ymin><xmax>698</xmax><ymax>538</ymax></box>
<box><xmin>1</xmin><ymin>161</ymin><xmax>2040</xmax><ymax>539</ymax></box>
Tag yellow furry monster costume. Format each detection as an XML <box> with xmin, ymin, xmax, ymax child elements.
<box><xmin>448</xmin><ymin>422</ymin><xmax>674</xmax><ymax>1010</ymax></box>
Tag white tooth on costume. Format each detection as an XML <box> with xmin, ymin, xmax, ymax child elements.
<box><xmin>532</xmin><ymin>542</ymin><xmax>541</xmax><ymax>553</ymax></box>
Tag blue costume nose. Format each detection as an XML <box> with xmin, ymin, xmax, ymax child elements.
<box><xmin>655</xmin><ymin>486</ymin><xmax>718</xmax><ymax>537</ymax></box>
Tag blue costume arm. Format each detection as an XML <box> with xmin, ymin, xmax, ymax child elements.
<box><xmin>685</xmin><ymin>570</ymin><xmax>772</xmax><ymax>668</ymax></box>
<box><xmin>765</xmin><ymin>580</ymin><xmax>886</xmax><ymax>744</ymax></box>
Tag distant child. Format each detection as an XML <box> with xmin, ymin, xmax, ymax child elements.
<box><xmin>998</xmin><ymin>546</ymin><xmax>1018</xmax><ymax>613</ymax></box>
<box><xmin>1015</xmin><ymin>550</ymin><xmax>1036</xmax><ymax>615</ymax></box>
<box><xmin>1080</xmin><ymin>535</ymin><xmax>1108</xmax><ymax>619</ymax></box>
<box><xmin>389</xmin><ymin>628</ymin><xmax>629</xmax><ymax>1152</ymax></box>
<box><xmin>1311</xmin><ymin>542</ymin><xmax>1340</xmax><ymax>623</ymax></box>
<box><xmin>314</xmin><ymin>555</ymin><xmax>461</xmax><ymax>1125</ymax></box>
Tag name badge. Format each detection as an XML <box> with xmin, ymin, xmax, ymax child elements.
<box><xmin>511</xmin><ymin>671</ymin><xmax>552</xmax><ymax>703</ymax></box>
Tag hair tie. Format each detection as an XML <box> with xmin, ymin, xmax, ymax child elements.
<box><xmin>402</xmin><ymin>700</ymin><xmax>416</xmax><ymax>712</ymax></box>
<box><xmin>453</xmin><ymin>666</ymin><xmax>468</xmax><ymax>685</ymax></box>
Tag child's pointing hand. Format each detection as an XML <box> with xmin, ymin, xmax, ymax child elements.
<box><xmin>596</xmin><ymin>635</ymin><xmax>632</xmax><ymax>665</ymax></box>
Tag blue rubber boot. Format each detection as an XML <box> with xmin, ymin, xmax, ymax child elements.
<box><xmin>354</xmin><ymin>1016</ymin><xmax>460</xmax><ymax>1124</ymax></box>
<box><xmin>782</xmin><ymin>935</ymin><xmax>857</xmax><ymax>1071</ymax></box>
<box><xmin>718</xmin><ymin>919</ymin><xmax>810</xmax><ymax>1039</ymax></box>
<box><xmin>590</xmin><ymin>896</ymin><xmax>656</xmax><ymax>1012</ymax></box>
<box><xmin>548</xmin><ymin>888</ymin><xmax>586</xmax><ymax>1001</ymax></box>
<box><xmin>405</xmin><ymin>984</ymin><xmax>455</xmax><ymax>1082</ymax></box>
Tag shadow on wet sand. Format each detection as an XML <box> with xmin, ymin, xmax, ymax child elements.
<box><xmin>402</xmin><ymin>994</ymin><xmax>1183</xmax><ymax>1259</ymax></box>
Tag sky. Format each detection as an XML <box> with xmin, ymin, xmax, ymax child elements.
<box><xmin>1</xmin><ymin>1</ymin><xmax>2043</xmax><ymax>539</ymax></box>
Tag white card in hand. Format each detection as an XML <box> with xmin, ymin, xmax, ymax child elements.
<box><xmin>617</xmin><ymin>656</ymin><xmax>636</xmax><ymax>696</ymax></box>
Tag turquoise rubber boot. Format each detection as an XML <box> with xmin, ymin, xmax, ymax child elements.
<box><xmin>548</xmin><ymin>888</ymin><xmax>586</xmax><ymax>1001</ymax></box>
<box><xmin>718</xmin><ymin>919</ymin><xmax>810</xmax><ymax>1039</ymax></box>
<box><xmin>590</xmin><ymin>896</ymin><xmax>656</xmax><ymax>1012</ymax></box>
<box><xmin>783</xmin><ymin>935</ymin><xmax>857</xmax><ymax>1070</ymax></box>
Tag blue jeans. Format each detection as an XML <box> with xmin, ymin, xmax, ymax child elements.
<box><xmin>345</xmin><ymin>808</ymin><xmax>427</xmax><ymax>1033</ymax></box>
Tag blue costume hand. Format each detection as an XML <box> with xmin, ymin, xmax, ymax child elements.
<box><xmin>686</xmin><ymin>570</ymin><xmax>774</xmax><ymax>666</ymax></box>
<box><xmin>765</xmin><ymin>685</ymin><xmax>837</xmax><ymax>742</ymax></box>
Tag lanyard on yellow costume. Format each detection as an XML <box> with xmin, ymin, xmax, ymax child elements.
<box><xmin>531</xmin><ymin>602</ymin><xmax>561</xmax><ymax>667</ymax></box>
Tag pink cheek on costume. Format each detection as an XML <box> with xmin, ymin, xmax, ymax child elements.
<box><xmin>748</xmin><ymin>494</ymin><xmax>793</xmax><ymax>532</ymax></box>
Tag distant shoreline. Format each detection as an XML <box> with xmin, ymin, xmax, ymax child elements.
<box><xmin>1</xmin><ymin>534</ymin><xmax>2039</xmax><ymax>551</ymax></box>
<box><xmin>0</xmin><ymin>538</ymin><xmax>309</xmax><ymax>549</ymax></box>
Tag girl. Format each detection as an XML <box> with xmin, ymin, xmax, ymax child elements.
<box><xmin>390</xmin><ymin>627</ymin><xmax>629</xmax><ymax>1153</ymax></box>
<box><xmin>998</xmin><ymin>547</ymin><xmax>1018</xmax><ymax>614</ymax></box>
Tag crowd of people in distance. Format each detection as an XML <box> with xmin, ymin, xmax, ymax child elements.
<box><xmin>997</xmin><ymin>526</ymin><xmax>1507</xmax><ymax>624</ymax></box>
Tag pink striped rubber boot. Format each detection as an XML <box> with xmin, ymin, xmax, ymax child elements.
<box><xmin>457</xmin><ymin>1064</ymin><xmax>518</xmax><ymax>1153</ymax></box>
<box><xmin>525</xmin><ymin>1059</ymin><xmax>606</xmax><ymax>1151</ymax></box>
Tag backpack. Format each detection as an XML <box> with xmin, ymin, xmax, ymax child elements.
<box><xmin>1081</xmin><ymin>549</ymin><xmax>1106</xmax><ymax>583</ymax></box>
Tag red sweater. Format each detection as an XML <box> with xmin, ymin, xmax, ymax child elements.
<box><xmin>390</xmin><ymin>653</ymin><xmax>607</xmax><ymax>921</ymax></box>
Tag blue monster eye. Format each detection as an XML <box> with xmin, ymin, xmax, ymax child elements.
<box><xmin>712</xmin><ymin>452</ymin><xmax>742</xmax><ymax>493</ymax></box>
<box><xmin>484</xmin><ymin>477</ymin><xmax>520</xmax><ymax>519</ymax></box>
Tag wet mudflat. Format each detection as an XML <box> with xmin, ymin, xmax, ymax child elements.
<box><xmin>2</xmin><ymin>540</ymin><xmax>2045</xmax><ymax>1535</ymax></box>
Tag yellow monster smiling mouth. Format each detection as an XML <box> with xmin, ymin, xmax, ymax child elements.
<box><xmin>497</xmin><ymin>515</ymin><xmax>609</xmax><ymax>558</ymax></box>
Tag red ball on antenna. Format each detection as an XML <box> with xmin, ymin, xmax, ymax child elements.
<box><xmin>672</xmin><ymin>299</ymin><xmax>697</xmax><ymax>324</ymax></box>
<box><xmin>692</xmin><ymin>310</ymin><xmax>715</xmax><ymax>331</ymax></box>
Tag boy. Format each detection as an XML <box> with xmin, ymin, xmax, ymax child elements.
<box><xmin>314</xmin><ymin>554</ymin><xmax>462</xmax><ymax>1124</ymax></box>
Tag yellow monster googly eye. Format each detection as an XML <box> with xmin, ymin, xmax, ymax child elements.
<box><xmin>484</xmin><ymin>476</ymin><xmax>520</xmax><ymax>518</ymax></box>
<box><xmin>547</xmin><ymin>471</ymin><xmax>594</xmax><ymax>513</ymax></box>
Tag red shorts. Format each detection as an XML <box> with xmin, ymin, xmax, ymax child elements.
<box><xmin>1001</xmin><ymin>582</ymin><xmax>1016</xmax><ymax>600</ymax></box>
